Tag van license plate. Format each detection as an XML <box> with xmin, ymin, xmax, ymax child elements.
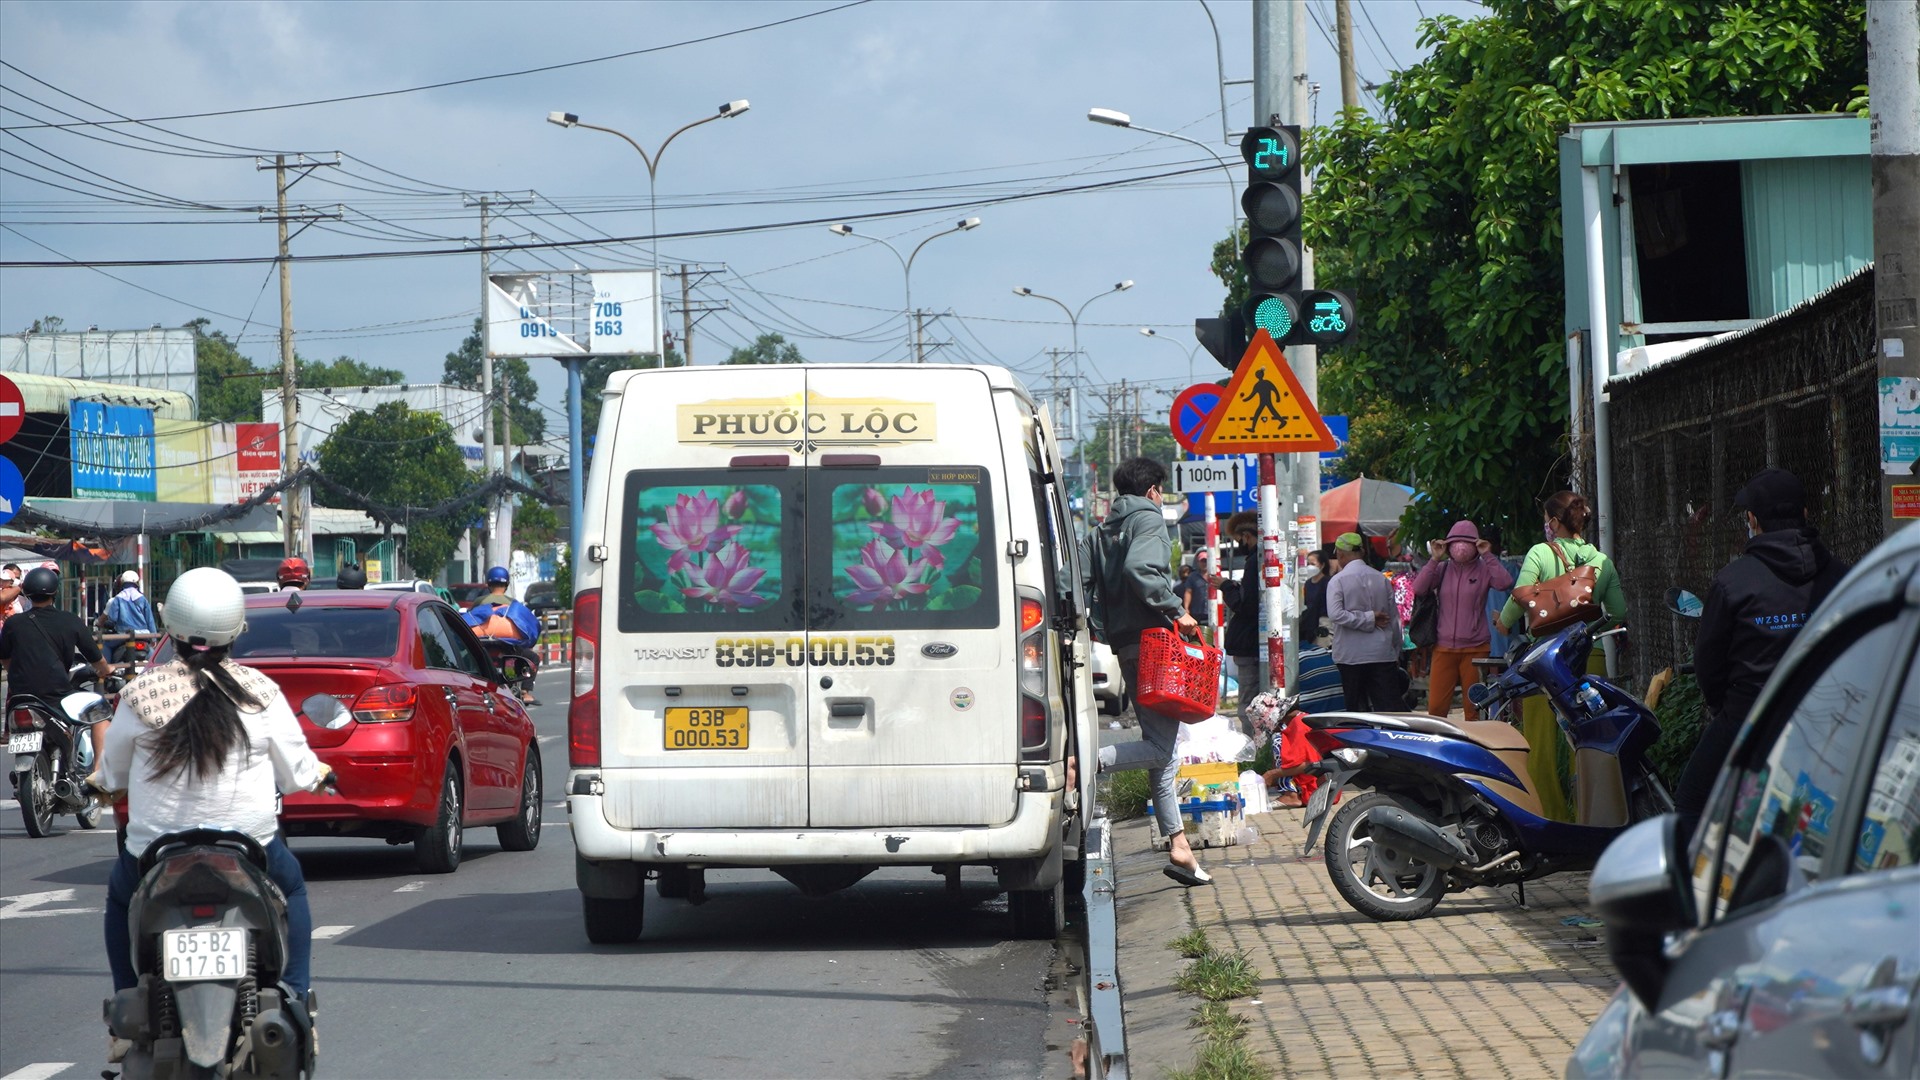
<box><xmin>664</xmin><ymin>707</ymin><xmax>749</xmax><ymax>750</ymax></box>
<box><xmin>161</xmin><ymin>927</ymin><xmax>249</xmax><ymax>982</ymax></box>
<box><xmin>6</xmin><ymin>732</ymin><xmax>41</xmax><ymax>754</ymax></box>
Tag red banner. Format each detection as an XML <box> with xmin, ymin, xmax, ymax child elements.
<box><xmin>236</xmin><ymin>423</ymin><xmax>280</xmax><ymax>502</ymax></box>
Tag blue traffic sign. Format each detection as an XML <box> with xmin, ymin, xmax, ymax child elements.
<box><xmin>0</xmin><ymin>454</ymin><xmax>23</xmax><ymax>527</ymax></box>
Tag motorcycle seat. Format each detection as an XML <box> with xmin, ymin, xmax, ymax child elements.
<box><xmin>1303</xmin><ymin>711</ymin><xmax>1531</xmax><ymax>752</ymax></box>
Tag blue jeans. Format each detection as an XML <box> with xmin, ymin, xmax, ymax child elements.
<box><xmin>106</xmin><ymin>837</ymin><xmax>311</xmax><ymax>997</ymax></box>
<box><xmin>1109</xmin><ymin>645</ymin><xmax>1183</xmax><ymax>842</ymax></box>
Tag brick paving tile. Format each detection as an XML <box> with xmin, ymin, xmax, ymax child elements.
<box><xmin>1113</xmin><ymin>804</ymin><xmax>1620</xmax><ymax>1078</ymax></box>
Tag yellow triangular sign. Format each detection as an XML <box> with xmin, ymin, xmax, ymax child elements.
<box><xmin>1192</xmin><ymin>329</ymin><xmax>1337</xmax><ymax>453</ymax></box>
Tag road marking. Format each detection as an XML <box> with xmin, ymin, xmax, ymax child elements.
<box><xmin>537</xmin><ymin>735</ymin><xmax>560</xmax><ymax>744</ymax></box>
<box><xmin>1</xmin><ymin>1063</ymin><xmax>75</xmax><ymax>1080</ymax></box>
<box><xmin>0</xmin><ymin>889</ymin><xmax>103</xmax><ymax>919</ymax></box>
<box><xmin>0</xmin><ymin>798</ymin><xmax>16</xmax><ymax>810</ymax></box>
<box><xmin>394</xmin><ymin>881</ymin><xmax>427</xmax><ymax>893</ymax></box>
<box><xmin>311</xmin><ymin>925</ymin><xmax>353</xmax><ymax>940</ymax></box>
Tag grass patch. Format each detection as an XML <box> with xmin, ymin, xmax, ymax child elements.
<box><xmin>1174</xmin><ymin>949</ymin><xmax>1260</xmax><ymax>1002</ymax></box>
<box><xmin>1192</xmin><ymin>1001</ymin><xmax>1246</xmax><ymax>1041</ymax></box>
<box><xmin>1169</xmin><ymin>927</ymin><xmax>1213</xmax><ymax>959</ymax></box>
<box><xmin>1166</xmin><ymin>1036</ymin><xmax>1265</xmax><ymax>1080</ymax></box>
<box><xmin>1102</xmin><ymin>768</ymin><xmax>1152</xmax><ymax>820</ymax></box>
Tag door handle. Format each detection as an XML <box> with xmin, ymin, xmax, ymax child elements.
<box><xmin>1701</xmin><ymin>1006</ymin><xmax>1743</xmax><ymax>1048</ymax></box>
<box><xmin>829</xmin><ymin>702</ymin><xmax>865</xmax><ymax>718</ymax></box>
<box><xmin>1847</xmin><ymin>956</ymin><xmax>1915</xmax><ymax>1067</ymax></box>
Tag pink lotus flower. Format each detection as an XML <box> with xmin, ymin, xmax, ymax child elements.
<box><xmin>650</xmin><ymin>490</ymin><xmax>740</xmax><ymax>572</ymax></box>
<box><xmin>869</xmin><ymin>487</ymin><xmax>960</xmax><ymax>566</ymax></box>
<box><xmin>844</xmin><ymin>539</ymin><xmax>934</xmax><ymax>608</ymax></box>
<box><xmin>722</xmin><ymin>489</ymin><xmax>749</xmax><ymax>519</ymax></box>
<box><xmin>680</xmin><ymin>541</ymin><xmax>769</xmax><ymax>609</ymax></box>
<box><xmin>862</xmin><ymin>487</ymin><xmax>887</xmax><ymax>517</ymax></box>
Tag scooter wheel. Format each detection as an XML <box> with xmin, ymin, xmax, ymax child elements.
<box><xmin>1324</xmin><ymin>791</ymin><xmax>1446</xmax><ymax>921</ymax></box>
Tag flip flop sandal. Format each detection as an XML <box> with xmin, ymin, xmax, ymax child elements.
<box><xmin>1163</xmin><ymin>863</ymin><xmax>1213</xmax><ymax>888</ymax></box>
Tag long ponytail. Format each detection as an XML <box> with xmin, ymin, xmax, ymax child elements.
<box><xmin>144</xmin><ymin>645</ymin><xmax>263</xmax><ymax>782</ymax></box>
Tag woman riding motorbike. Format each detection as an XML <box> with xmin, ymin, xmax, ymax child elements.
<box><xmin>99</xmin><ymin>567</ymin><xmax>331</xmax><ymax>1014</ymax></box>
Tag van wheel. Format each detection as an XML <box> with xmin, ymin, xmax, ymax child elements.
<box><xmin>1008</xmin><ymin>883</ymin><xmax>1061</xmax><ymax>940</ymax></box>
<box><xmin>414</xmin><ymin>763</ymin><xmax>463</xmax><ymax>874</ymax></box>
<box><xmin>583</xmin><ymin>892</ymin><xmax>645</xmax><ymax>944</ymax></box>
<box><xmin>496</xmin><ymin>752</ymin><xmax>542</xmax><ymax>851</ymax></box>
<box><xmin>656</xmin><ymin>866</ymin><xmax>690</xmax><ymax>899</ymax></box>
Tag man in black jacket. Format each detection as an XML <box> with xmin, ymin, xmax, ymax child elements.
<box><xmin>1675</xmin><ymin>468</ymin><xmax>1850</xmax><ymax>835</ymax></box>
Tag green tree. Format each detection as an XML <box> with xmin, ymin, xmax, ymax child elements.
<box><xmin>513</xmin><ymin>494</ymin><xmax>561</xmax><ymax>551</ymax></box>
<box><xmin>299</xmin><ymin>354</ymin><xmax>404</xmax><ymax>389</ymax></box>
<box><xmin>1229</xmin><ymin>0</ymin><xmax>1866</xmax><ymax>539</ymax></box>
<box><xmin>314</xmin><ymin>402</ymin><xmax>467</xmax><ymax>579</ymax></box>
<box><xmin>188</xmin><ymin>318</ymin><xmax>267</xmax><ymax>422</ymax></box>
<box><xmin>723</xmin><ymin>332</ymin><xmax>805</xmax><ymax>365</ymax></box>
<box><xmin>443</xmin><ymin>318</ymin><xmax>547</xmax><ymax>443</ymax></box>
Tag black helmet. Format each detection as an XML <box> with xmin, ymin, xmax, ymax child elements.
<box><xmin>336</xmin><ymin>562</ymin><xmax>367</xmax><ymax>590</ymax></box>
<box><xmin>21</xmin><ymin>566</ymin><xmax>58</xmax><ymax>599</ymax></box>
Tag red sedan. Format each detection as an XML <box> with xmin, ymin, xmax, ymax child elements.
<box><xmin>159</xmin><ymin>590</ymin><xmax>542</xmax><ymax>872</ymax></box>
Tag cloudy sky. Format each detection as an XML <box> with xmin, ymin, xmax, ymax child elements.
<box><xmin>0</xmin><ymin>0</ymin><xmax>1478</xmax><ymax>446</ymax></box>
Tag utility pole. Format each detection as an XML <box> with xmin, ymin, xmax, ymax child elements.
<box><xmin>257</xmin><ymin>154</ymin><xmax>339</xmax><ymax>563</ymax></box>
<box><xmin>1871</xmin><ymin>0</ymin><xmax>1920</xmax><ymax>535</ymax></box>
<box><xmin>1335</xmin><ymin>0</ymin><xmax>1360</xmax><ymax>112</ymax></box>
<box><xmin>465</xmin><ymin>192</ymin><xmax>530</xmax><ymax>572</ymax></box>
<box><xmin>666</xmin><ymin>264</ymin><xmax>727</xmax><ymax>365</ymax></box>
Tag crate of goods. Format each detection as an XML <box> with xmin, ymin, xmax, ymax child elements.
<box><xmin>1134</xmin><ymin>627</ymin><xmax>1225</xmax><ymax>722</ymax></box>
<box><xmin>1147</xmin><ymin>788</ymin><xmax>1247</xmax><ymax>850</ymax></box>
<box><xmin>1176</xmin><ymin>761</ymin><xmax>1241</xmax><ymax>792</ymax></box>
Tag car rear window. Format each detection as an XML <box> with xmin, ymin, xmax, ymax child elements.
<box><xmin>229</xmin><ymin>605</ymin><xmax>402</xmax><ymax>660</ymax></box>
<box><xmin>811</xmin><ymin>467</ymin><xmax>997</xmax><ymax>631</ymax></box>
<box><xmin>619</xmin><ymin>472</ymin><xmax>799</xmax><ymax>633</ymax></box>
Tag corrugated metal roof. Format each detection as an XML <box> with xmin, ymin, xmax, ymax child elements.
<box><xmin>4</xmin><ymin>373</ymin><xmax>195</xmax><ymax>419</ymax></box>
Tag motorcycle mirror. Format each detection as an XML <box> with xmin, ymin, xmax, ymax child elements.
<box><xmin>1466</xmin><ymin>682</ymin><xmax>1493</xmax><ymax>708</ymax></box>
<box><xmin>1664</xmin><ymin>588</ymin><xmax>1703</xmax><ymax>619</ymax></box>
<box><xmin>302</xmin><ymin>693</ymin><xmax>352</xmax><ymax>730</ymax></box>
<box><xmin>59</xmin><ymin>691</ymin><xmax>111</xmax><ymax>726</ymax></box>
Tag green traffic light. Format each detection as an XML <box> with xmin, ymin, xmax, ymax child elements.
<box><xmin>1252</xmin><ymin>296</ymin><xmax>1294</xmax><ymax>338</ymax></box>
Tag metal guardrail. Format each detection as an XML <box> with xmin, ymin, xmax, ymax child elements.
<box><xmin>1082</xmin><ymin>816</ymin><xmax>1129</xmax><ymax>1080</ymax></box>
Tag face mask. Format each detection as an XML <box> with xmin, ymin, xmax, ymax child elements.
<box><xmin>1746</xmin><ymin>520</ymin><xmax>1759</xmax><ymax>539</ymax></box>
<box><xmin>1544</xmin><ymin>522</ymin><xmax>1556</xmax><ymax>543</ymax></box>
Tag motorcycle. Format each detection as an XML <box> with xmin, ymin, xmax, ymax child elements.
<box><xmin>105</xmin><ymin>828</ymin><xmax>319</xmax><ymax>1080</ymax></box>
<box><xmin>1297</xmin><ymin>618</ymin><xmax>1672</xmax><ymax>921</ymax></box>
<box><xmin>5</xmin><ymin>663</ymin><xmax>124</xmax><ymax>836</ymax></box>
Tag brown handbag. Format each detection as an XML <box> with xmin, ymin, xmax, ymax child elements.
<box><xmin>1511</xmin><ymin>540</ymin><xmax>1601</xmax><ymax>635</ymax></box>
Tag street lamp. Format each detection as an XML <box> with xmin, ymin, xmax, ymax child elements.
<box><xmin>1013</xmin><ymin>280</ymin><xmax>1134</xmax><ymax>484</ymax></box>
<box><xmin>546</xmin><ymin>100</ymin><xmax>750</xmax><ymax>351</ymax></box>
<box><xmin>828</xmin><ymin>218</ymin><xmax>981</xmax><ymax>362</ymax></box>
<box><xmin>1141</xmin><ymin>326</ymin><xmax>1204</xmax><ymax>386</ymax></box>
<box><xmin>1089</xmin><ymin>107</ymin><xmax>1240</xmax><ymax>258</ymax></box>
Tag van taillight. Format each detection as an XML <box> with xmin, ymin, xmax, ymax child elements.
<box><xmin>351</xmin><ymin>685</ymin><xmax>417</xmax><ymax>723</ymax></box>
<box><xmin>1019</xmin><ymin>598</ymin><xmax>1044</xmax><ymax>633</ymax></box>
<box><xmin>569</xmin><ymin>588</ymin><xmax>601</xmax><ymax>768</ymax></box>
<box><xmin>10</xmin><ymin>708</ymin><xmax>39</xmax><ymax>732</ymax></box>
<box><xmin>1020</xmin><ymin>696</ymin><xmax>1047</xmax><ymax>751</ymax></box>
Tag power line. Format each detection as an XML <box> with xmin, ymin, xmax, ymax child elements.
<box><xmin>0</xmin><ymin>3</ymin><xmax>873</xmax><ymax>132</ymax></box>
<box><xmin>1357</xmin><ymin>0</ymin><xmax>1405</xmax><ymax>72</ymax></box>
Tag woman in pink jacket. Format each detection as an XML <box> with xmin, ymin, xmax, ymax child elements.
<box><xmin>1411</xmin><ymin>520</ymin><xmax>1513</xmax><ymax>720</ymax></box>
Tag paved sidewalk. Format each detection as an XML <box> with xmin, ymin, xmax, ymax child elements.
<box><xmin>1113</xmin><ymin>805</ymin><xmax>1619</xmax><ymax>1078</ymax></box>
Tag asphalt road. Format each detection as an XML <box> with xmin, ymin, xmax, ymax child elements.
<box><xmin>0</xmin><ymin>698</ymin><xmax>1079</xmax><ymax>1079</ymax></box>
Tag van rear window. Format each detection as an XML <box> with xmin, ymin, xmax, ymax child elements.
<box><xmin>812</xmin><ymin>468</ymin><xmax>997</xmax><ymax>631</ymax></box>
<box><xmin>620</xmin><ymin>474</ymin><xmax>800</xmax><ymax>633</ymax></box>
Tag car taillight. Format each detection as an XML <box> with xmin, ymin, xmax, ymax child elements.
<box><xmin>1019</xmin><ymin>597</ymin><xmax>1044</xmax><ymax>633</ymax></box>
<box><xmin>351</xmin><ymin>684</ymin><xmax>417</xmax><ymax>723</ymax></box>
<box><xmin>9</xmin><ymin>707</ymin><xmax>39</xmax><ymax>732</ymax></box>
<box><xmin>1020</xmin><ymin>696</ymin><xmax>1047</xmax><ymax>751</ymax></box>
<box><xmin>569</xmin><ymin>588</ymin><xmax>601</xmax><ymax>768</ymax></box>
<box><xmin>1016</xmin><ymin>587</ymin><xmax>1051</xmax><ymax>763</ymax></box>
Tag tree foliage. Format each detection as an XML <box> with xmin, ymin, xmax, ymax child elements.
<box><xmin>298</xmin><ymin>355</ymin><xmax>404</xmax><ymax>389</ymax></box>
<box><xmin>723</xmin><ymin>332</ymin><xmax>805</xmax><ymax>366</ymax></box>
<box><xmin>444</xmin><ymin>318</ymin><xmax>546</xmax><ymax>444</ymax></box>
<box><xmin>313</xmin><ymin>402</ymin><xmax>466</xmax><ymax>579</ymax></box>
<box><xmin>189</xmin><ymin>319</ymin><xmax>266</xmax><ymax>422</ymax></box>
<box><xmin>1235</xmin><ymin>0</ymin><xmax>1865</xmax><ymax>540</ymax></box>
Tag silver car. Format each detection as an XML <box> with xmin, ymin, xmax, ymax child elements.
<box><xmin>1570</xmin><ymin>521</ymin><xmax>1920</xmax><ymax>1079</ymax></box>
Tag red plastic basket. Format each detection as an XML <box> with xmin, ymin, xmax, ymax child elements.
<box><xmin>1133</xmin><ymin>627</ymin><xmax>1223</xmax><ymax>723</ymax></box>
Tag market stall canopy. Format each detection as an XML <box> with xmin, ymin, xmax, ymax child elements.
<box><xmin>3</xmin><ymin>373</ymin><xmax>194</xmax><ymax>420</ymax></box>
<box><xmin>1319</xmin><ymin>477</ymin><xmax>1416</xmax><ymax>539</ymax></box>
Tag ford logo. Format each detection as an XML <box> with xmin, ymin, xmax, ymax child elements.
<box><xmin>921</xmin><ymin>642</ymin><xmax>958</xmax><ymax>659</ymax></box>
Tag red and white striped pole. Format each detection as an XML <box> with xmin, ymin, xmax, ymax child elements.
<box><xmin>1258</xmin><ymin>451</ymin><xmax>1284</xmax><ymax>689</ymax></box>
<box><xmin>1203</xmin><ymin>492</ymin><xmax>1222</xmax><ymax>650</ymax></box>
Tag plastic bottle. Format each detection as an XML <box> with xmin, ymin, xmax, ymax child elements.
<box><xmin>1574</xmin><ymin>680</ymin><xmax>1605</xmax><ymax>716</ymax></box>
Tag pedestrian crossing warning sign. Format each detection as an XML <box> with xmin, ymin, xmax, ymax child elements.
<box><xmin>1192</xmin><ymin>328</ymin><xmax>1337</xmax><ymax>453</ymax></box>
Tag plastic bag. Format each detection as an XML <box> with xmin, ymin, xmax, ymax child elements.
<box><xmin>1174</xmin><ymin>713</ymin><xmax>1255</xmax><ymax>763</ymax></box>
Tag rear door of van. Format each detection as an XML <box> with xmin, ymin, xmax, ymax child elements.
<box><xmin>800</xmin><ymin>367</ymin><xmax>1017</xmax><ymax>828</ymax></box>
<box><xmin>603</xmin><ymin>367</ymin><xmax>811</xmax><ymax>830</ymax></box>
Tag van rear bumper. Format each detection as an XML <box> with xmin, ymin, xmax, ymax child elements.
<box><xmin>567</xmin><ymin>789</ymin><xmax>1060</xmax><ymax>865</ymax></box>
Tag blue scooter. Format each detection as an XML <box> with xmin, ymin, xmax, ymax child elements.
<box><xmin>1298</xmin><ymin>619</ymin><xmax>1671</xmax><ymax>920</ymax></box>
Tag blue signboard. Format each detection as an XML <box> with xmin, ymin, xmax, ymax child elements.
<box><xmin>69</xmin><ymin>401</ymin><xmax>156</xmax><ymax>502</ymax></box>
<box><xmin>1319</xmin><ymin>415</ymin><xmax>1349</xmax><ymax>492</ymax></box>
<box><xmin>0</xmin><ymin>455</ymin><xmax>22</xmax><ymax>526</ymax></box>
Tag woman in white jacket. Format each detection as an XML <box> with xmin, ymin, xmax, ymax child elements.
<box><xmin>101</xmin><ymin>567</ymin><xmax>331</xmax><ymax>1002</ymax></box>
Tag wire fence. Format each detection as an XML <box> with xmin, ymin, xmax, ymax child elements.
<box><xmin>1607</xmin><ymin>268</ymin><xmax>1881</xmax><ymax>690</ymax></box>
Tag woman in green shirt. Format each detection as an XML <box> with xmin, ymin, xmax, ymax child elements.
<box><xmin>1494</xmin><ymin>490</ymin><xmax>1628</xmax><ymax>821</ymax></box>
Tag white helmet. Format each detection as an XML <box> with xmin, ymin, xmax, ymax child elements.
<box><xmin>164</xmin><ymin>567</ymin><xmax>248</xmax><ymax>648</ymax></box>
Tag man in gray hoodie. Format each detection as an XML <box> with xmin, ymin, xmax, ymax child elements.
<box><xmin>1089</xmin><ymin>458</ymin><xmax>1211</xmax><ymax>887</ymax></box>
